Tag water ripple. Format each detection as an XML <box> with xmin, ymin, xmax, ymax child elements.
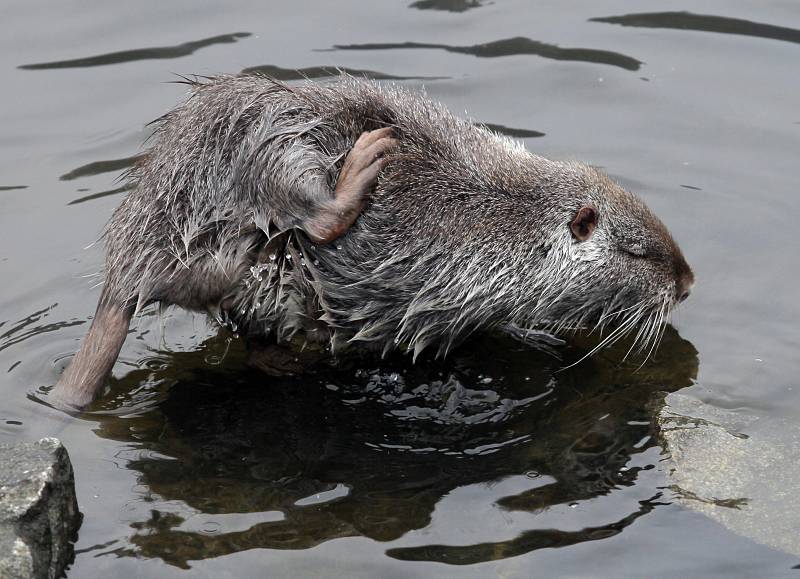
<box><xmin>60</xmin><ymin>155</ymin><xmax>142</xmax><ymax>181</ymax></box>
<box><xmin>591</xmin><ymin>12</ymin><xmax>800</xmax><ymax>46</ymax></box>
<box><xmin>409</xmin><ymin>0</ymin><xmax>485</xmax><ymax>12</ymax></box>
<box><xmin>242</xmin><ymin>64</ymin><xmax>447</xmax><ymax>81</ymax></box>
<box><xmin>332</xmin><ymin>37</ymin><xmax>642</xmax><ymax>70</ymax></box>
<box><xmin>19</xmin><ymin>32</ymin><xmax>252</xmax><ymax>70</ymax></box>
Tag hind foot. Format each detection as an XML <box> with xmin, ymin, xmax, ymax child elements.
<box><xmin>304</xmin><ymin>127</ymin><xmax>398</xmax><ymax>244</ymax></box>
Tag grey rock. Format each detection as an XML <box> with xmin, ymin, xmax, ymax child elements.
<box><xmin>0</xmin><ymin>438</ymin><xmax>81</xmax><ymax>579</ymax></box>
<box><xmin>659</xmin><ymin>392</ymin><xmax>800</xmax><ymax>557</ymax></box>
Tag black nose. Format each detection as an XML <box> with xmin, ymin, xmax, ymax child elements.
<box><xmin>678</xmin><ymin>288</ymin><xmax>691</xmax><ymax>302</ymax></box>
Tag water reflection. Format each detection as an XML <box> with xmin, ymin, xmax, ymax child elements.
<box><xmin>388</xmin><ymin>498</ymin><xmax>658</xmax><ymax>564</ymax></box>
<box><xmin>333</xmin><ymin>37</ymin><xmax>642</xmax><ymax>70</ymax></box>
<box><xmin>18</xmin><ymin>32</ymin><xmax>252</xmax><ymax>70</ymax></box>
<box><xmin>86</xmin><ymin>327</ymin><xmax>697</xmax><ymax>567</ymax></box>
<box><xmin>591</xmin><ymin>11</ymin><xmax>800</xmax><ymax>46</ymax></box>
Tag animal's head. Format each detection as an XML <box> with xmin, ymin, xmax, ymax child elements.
<box><xmin>514</xmin><ymin>162</ymin><xmax>693</xmax><ymax>359</ymax></box>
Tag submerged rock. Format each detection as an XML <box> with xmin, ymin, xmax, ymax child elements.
<box><xmin>659</xmin><ymin>392</ymin><xmax>800</xmax><ymax>557</ymax></box>
<box><xmin>0</xmin><ymin>438</ymin><xmax>81</xmax><ymax>579</ymax></box>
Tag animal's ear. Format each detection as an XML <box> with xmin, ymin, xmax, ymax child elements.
<box><xmin>570</xmin><ymin>206</ymin><xmax>597</xmax><ymax>241</ymax></box>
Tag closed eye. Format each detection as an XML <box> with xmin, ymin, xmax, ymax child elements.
<box><xmin>622</xmin><ymin>244</ymin><xmax>647</xmax><ymax>258</ymax></box>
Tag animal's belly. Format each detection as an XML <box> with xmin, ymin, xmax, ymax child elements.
<box><xmin>221</xmin><ymin>232</ymin><xmax>331</xmax><ymax>345</ymax></box>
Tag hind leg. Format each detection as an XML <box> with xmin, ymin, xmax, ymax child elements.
<box><xmin>52</xmin><ymin>129</ymin><xmax>395</xmax><ymax>410</ymax></box>
<box><xmin>304</xmin><ymin>127</ymin><xmax>397</xmax><ymax>243</ymax></box>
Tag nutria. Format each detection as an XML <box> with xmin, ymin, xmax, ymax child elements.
<box><xmin>53</xmin><ymin>74</ymin><xmax>693</xmax><ymax>408</ymax></box>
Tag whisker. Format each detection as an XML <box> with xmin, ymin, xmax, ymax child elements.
<box><xmin>558</xmin><ymin>307</ymin><xmax>643</xmax><ymax>371</ymax></box>
<box><xmin>634</xmin><ymin>295</ymin><xmax>671</xmax><ymax>370</ymax></box>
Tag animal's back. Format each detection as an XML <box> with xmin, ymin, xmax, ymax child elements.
<box><xmin>104</xmin><ymin>75</ymin><xmax>543</xmax><ymax>352</ymax></box>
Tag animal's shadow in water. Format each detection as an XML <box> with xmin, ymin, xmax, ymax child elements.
<box><xmin>88</xmin><ymin>327</ymin><xmax>697</xmax><ymax>568</ymax></box>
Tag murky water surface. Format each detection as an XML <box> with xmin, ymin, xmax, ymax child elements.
<box><xmin>1</xmin><ymin>1</ymin><xmax>799</xmax><ymax>577</ymax></box>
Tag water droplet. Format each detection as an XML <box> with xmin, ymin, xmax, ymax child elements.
<box><xmin>569</xmin><ymin>502</ymin><xmax>579</xmax><ymax>508</ymax></box>
<box><xmin>269</xmin><ymin>254</ymin><xmax>276</xmax><ymax>261</ymax></box>
<box><xmin>250</xmin><ymin>263</ymin><xmax>268</xmax><ymax>281</ymax></box>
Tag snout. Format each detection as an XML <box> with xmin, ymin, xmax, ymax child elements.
<box><xmin>676</xmin><ymin>271</ymin><xmax>694</xmax><ymax>303</ymax></box>
<box><xmin>671</xmin><ymin>249</ymin><xmax>695</xmax><ymax>304</ymax></box>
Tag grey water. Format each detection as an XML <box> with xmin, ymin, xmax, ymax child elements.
<box><xmin>1</xmin><ymin>0</ymin><xmax>799</xmax><ymax>577</ymax></box>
